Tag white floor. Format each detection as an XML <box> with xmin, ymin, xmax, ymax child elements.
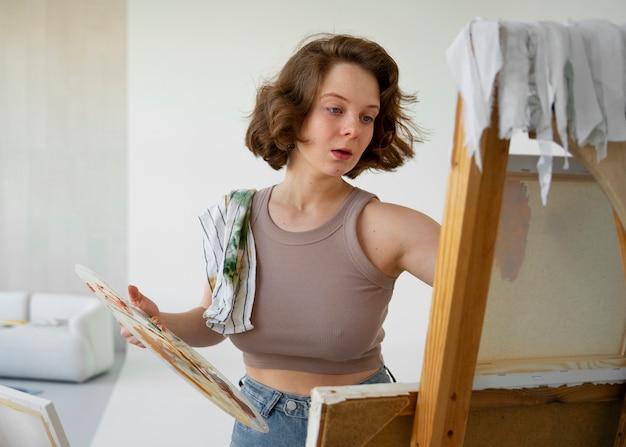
<box><xmin>1</xmin><ymin>341</ymin><xmax>247</xmax><ymax>446</ymax></box>
<box><xmin>92</xmin><ymin>342</ymin><xmax>245</xmax><ymax>446</ymax></box>
<box><xmin>0</xmin><ymin>352</ymin><xmax>125</xmax><ymax>447</ymax></box>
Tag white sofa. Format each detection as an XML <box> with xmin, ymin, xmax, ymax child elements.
<box><xmin>0</xmin><ymin>292</ymin><xmax>115</xmax><ymax>382</ymax></box>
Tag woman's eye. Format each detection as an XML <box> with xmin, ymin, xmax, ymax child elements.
<box><xmin>361</xmin><ymin>115</ymin><xmax>374</xmax><ymax>123</ymax></box>
<box><xmin>327</xmin><ymin>107</ymin><xmax>341</xmax><ymax>114</ymax></box>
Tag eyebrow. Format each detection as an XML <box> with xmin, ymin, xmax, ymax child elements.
<box><xmin>320</xmin><ymin>93</ymin><xmax>380</xmax><ymax>111</ymax></box>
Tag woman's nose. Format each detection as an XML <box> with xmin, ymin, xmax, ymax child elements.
<box><xmin>341</xmin><ymin>114</ymin><xmax>359</xmax><ymax>138</ymax></box>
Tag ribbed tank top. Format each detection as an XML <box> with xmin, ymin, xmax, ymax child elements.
<box><xmin>228</xmin><ymin>186</ymin><xmax>396</xmax><ymax>374</ymax></box>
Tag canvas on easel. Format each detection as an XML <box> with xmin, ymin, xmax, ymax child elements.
<box><xmin>476</xmin><ymin>153</ymin><xmax>626</xmax><ymax>384</ymax></box>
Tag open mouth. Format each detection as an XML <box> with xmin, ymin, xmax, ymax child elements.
<box><xmin>332</xmin><ymin>149</ymin><xmax>352</xmax><ymax>160</ymax></box>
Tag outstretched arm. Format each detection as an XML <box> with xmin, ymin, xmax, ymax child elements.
<box><xmin>394</xmin><ymin>207</ymin><xmax>440</xmax><ymax>286</ymax></box>
<box><xmin>358</xmin><ymin>199</ymin><xmax>440</xmax><ymax>285</ymax></box>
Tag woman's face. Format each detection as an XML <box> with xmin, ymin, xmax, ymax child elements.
<box><xmin>291</xmin><ymin>62</ymin><xmax>380</xmax><ymax>178</ymax></box>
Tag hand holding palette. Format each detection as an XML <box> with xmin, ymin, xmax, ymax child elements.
<box><xmin>74</xmin><ymin>264</ymin><xmax>268</xmax><ymax>433</ymax></box>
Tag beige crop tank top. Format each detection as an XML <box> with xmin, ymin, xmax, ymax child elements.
<box><xmin>228</xmin><ymin>186</ymin><xmax>396</xmax><ymax>375</ymax></box>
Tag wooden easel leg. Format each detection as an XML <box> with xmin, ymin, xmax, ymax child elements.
<box><xmin>614</xmin><ymin>395</ymin><xmax>626</xmax><ymax>447</ymax></box>
<box><xmin>412</xmin><ymin>96</ymin><xmax>511</xmax><ymax>447</ymax></box>
<box><xmin>615</xmin><ymin>206</ymin><xmax>626</xmax><ymax>447</ymax></box>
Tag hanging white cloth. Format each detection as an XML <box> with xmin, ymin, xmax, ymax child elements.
<box><xmin>446</xmin><ymin>18</ymin><xmax>626</xmax><ymax>205</ymax></box>
<box><xmin>567</xmin><ymin>24</ymin><xmax>607</xmax><ymax>158</ymax></box>
<box><xmin>498</xmin><ymin>21</ymin><xmax>531</xmax><ymax>141</ymax></box>
<box><xmin>574</xmin><ymin>20</ymin><xmax>626</xmax><ymax>145</ymax></box>
<box><xmin>445</xmin><ymin>17</ymin><xmax>502</xmax><ymax>171</ymax></box>
<box><xmin>526</xmin><ymin>22</ymin><xmax>555</xmax><ymax>204</ymax></box>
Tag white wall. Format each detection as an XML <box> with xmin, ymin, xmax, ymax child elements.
<box><xmin>126</xmin><ymin>0</ymin><xmax>626</xmax><ymax>443</ymax></box>
<box><xmin>0</xmin><ymin>1</ymin><xmax>127</xmax><ymax>295</ymax></box>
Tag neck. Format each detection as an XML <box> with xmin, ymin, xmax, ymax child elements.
<box><xmin>268</xmin><ymin>178</ymin><xmax>355</xmax><ymax>232</ymax></box>
<box><xmin>275</xmin><ymin>173</ymin><xmax>353</xmax><ymax>210</ymax></box>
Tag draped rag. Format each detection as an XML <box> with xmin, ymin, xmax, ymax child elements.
<box><xmin>199</xmin><ymin>189</ymin><xmax>256</xmax><ymax>335</ymax></box>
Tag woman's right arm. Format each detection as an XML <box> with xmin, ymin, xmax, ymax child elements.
<box><xmin>120</xmin><ymin>282</ymin><xmax>226</xmax><ymax>348</ymax></box>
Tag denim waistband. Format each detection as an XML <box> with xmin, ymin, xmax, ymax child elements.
<box><xmin>240</xmin><ymin>375</ymin><xmax>311</xmax><ymax>419</ymax></box>
<box><xmin>239</xmin><ymin>366</ymin><xmax>394</xmax><ymax>420</ymax></box>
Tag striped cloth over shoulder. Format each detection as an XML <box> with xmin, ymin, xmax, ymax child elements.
<box><xmin>198</xmin><ymin>189</ymin><xmax>256</xmax><ymax>334</ymax></box>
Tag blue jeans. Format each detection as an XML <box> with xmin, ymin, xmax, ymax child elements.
<box><xmin>230</xmin><ymin>367</ymin><xmax>394</xmax><ymax>447</ymax></box>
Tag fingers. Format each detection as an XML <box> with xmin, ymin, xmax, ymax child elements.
<box><xmin>127</xmin><ymin>284</ymin><xmax>142</xmax><ymax>304</ymax></box>
<box><xmin>117</xmin><ymin>320</ymin><xmax>146</xmax><ymax>348</ymax></box>
<box><xmin>121</xmin><ymin>285</ymin><xmax>165</xmax><ymax>344</ymax></box>
<box><xmin>149</xmin><ymin>315</ymin><xmax>167</xmax><ymax>333</ymax></box>
<box><xmin>127</xmin><ymin>285</ymin><xmax>160</xmax><ymax>316</ymax></box>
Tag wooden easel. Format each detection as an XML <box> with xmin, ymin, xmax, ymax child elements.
<box><xmin>306</xmin><ymin>95</ymin><xmax>626</xmax><ymax>447</ymax></box>
<box><xmin>413</xmin><ymin>96</ymin><xmax>626</xmax><ymax>447</ymax></box>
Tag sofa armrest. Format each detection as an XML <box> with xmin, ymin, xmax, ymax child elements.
<box><xmin>68</xmin><ymin>303</ymin><xmax>115</xmax><ymax>373</ymax></box>
<box><xmin>0</xmin><ymin>293</ymin><xmax>115</xmax><ymax>382</ymax></box>
<box><xmin>30</xmin><ymin>293</ymin><xmax>115</xmax><ymax>378</ymax></box>
<box><xmin>0</xmin><ymin>291</ymin><xmax>31</xmax><ymax>321</ymax></box>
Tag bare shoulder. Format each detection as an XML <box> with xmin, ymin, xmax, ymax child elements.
<box><xmin>362</xmin><ymin>198</ymin><xmax>436</xmax><ymax>226</ymax></box>
<box><xmin>357</xmin><ymin>198</ymin><xmax>440</xmax><ymax>284</ymax></box>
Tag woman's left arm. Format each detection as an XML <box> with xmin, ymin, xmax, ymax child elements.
<box><xmin>395</xmin><ymin>205</ymin><xmax>440</xmax><ymax>286</ymax></box>
<box><xmin>359</xmin><ymin>200</ymin><xmax>441</xmax><ymax>285</ymax></box>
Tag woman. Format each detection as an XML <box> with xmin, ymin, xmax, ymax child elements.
<box><xmin>121</xmin><ymin>33</ymin><xmax>440</xmax><ymax>446</ymax></box>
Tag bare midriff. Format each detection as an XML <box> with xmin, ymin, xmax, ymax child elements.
<box><xmin>245</xmin><ymin>366</ymin><xmax>380</xmax><ymax>396</ymax></box>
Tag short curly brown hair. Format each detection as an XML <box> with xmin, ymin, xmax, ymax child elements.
<box><xmin>245</xmin><ymin>33</ymin><xmax>424</xmax><ymax>178</ymax></box>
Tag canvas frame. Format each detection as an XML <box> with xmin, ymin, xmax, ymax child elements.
<box><xmin>0</xmin><ymin>385</ymin><xmax>69</xmax><ymax>447</ymax></box>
